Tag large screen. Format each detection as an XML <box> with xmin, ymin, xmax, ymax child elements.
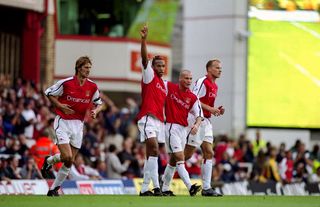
<box><xmin>247</xmin><ymin>1</ymin><xmax>320</xmax><ymax>128</ymax></box>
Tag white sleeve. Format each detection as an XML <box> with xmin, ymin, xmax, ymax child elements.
<box><xmin>44</xmin><ymin>79</ymin><xmax>65</xmax><ymax>96</ymax></box>
<box><xmin>190</xmin><ymin>99</ymin><xmax>203</xmax><ymax>118</ymax></box>
<box><xmin>192</xmin><ymin>78</ymin><xmax>206</xmax><ymax>98</ymax></box>
<box><xmin>142</xmin><ymin>61</ymin><xmax>154</xmax><ymax>84</ymax></box>
<box><xmin>91</xmin><ymin>89</ymin><xmax>103</xmax><ymax>105</ymax></box>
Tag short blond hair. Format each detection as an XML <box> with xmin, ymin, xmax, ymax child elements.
<box><xmin>206</xmin><ymin>59</ymin><xmax>220</xmax><ymax>71</ymax></box>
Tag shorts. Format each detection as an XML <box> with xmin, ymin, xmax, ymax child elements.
<box><xmin>53</xmin><ymin>115</ymin><xmax>84</xmax><ymax>149</ymax></box>
<box><xmin>137</xmin><ymin>115</ymin><xmax>165</xmax><ymax>143</ymax></box>
<box><xmin>186</xmin><ymin>117</ymin><xmax>213</xmax><ymax>147</ymax></box>
<box><xmin>165</xmin><ymin>123</ymin><xmax>188</xmax><ymax>153</ymax></box>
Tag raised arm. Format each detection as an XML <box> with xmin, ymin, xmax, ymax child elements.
<box><xmin>140</xmin><ymin>24</ymin><xmax>148</xmax><ymax>69</ymax></box>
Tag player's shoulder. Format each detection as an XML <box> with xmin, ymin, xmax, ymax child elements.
<box><xmin>57</xmin><ymin>76</ymin><xmax>74</xmax><ymax>85</ymax></box>
<box><xmin>86</xmin><ymin>78</ymin><xmax>98</xmax><ymax>88</ymax></box>
<box><xmin>167</xmin><ymin>81</ymin><xmax>177</xmax><ymax>87</ymax></box>
<box><xmin>188</xmin><ymin>90</ymin><xmax>198</xmax><ymax>100</ymax></box>
<box><xmin>195</xmin><ymin>76</ymin><xmax>207</xmax><ymax>85</ymax></box>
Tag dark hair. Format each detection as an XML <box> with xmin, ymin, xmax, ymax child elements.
<box><xmin>206</xmin><ymin>59</ymin><xmax>220</xmax><ymax>71</ymax></box>
<box><xmin>152</xmin><ymin>55</ymin><xmax>165</xmax><ymax>66</ymax></box>
<box><xmin>75</xmin><ymin>56</ymin><xmax>92</xmax><ymax>74</ymax></box>
<box><xmin>109</xmin><ymin>144</ymin><xmax>117</xmax><ymax>153</ymax></box>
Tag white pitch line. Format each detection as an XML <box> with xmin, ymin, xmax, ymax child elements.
<box><xmin>290</xmin><ymin>21</ymin><xmax>320</xmax><ymax>39</ymax></box>
<box><xmin>279</xmin><ymin>52</ymin><xmax>320</xmax><ymax>87</ymax></box>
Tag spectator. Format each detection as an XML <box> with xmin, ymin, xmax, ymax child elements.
<box><xmin>219</xmin><ymin>152</ymin><xmax>238</xmax><ymax>182</ymax></box>
<box><xmin>4</xmin><ymin>156</ymin><xmax>22</xmax><ymax>179</ymax></box>
<box><xmin>69</xmin><ymin>153</ymin><xmax>101</xmax><ymax>180</ymax></box>
<box><xmin>29</xmin><ymin>132</ymin><xmax>60</xmax><ymax>178</ymax></box>
<box><xmin>310</xmin><ymin>144</ymin><xmax>320</xmax><ymax>161</ymax></box>
<box><xmin>20</xmin><ymin>157</ymin><xmax>43</xmax><ymax>179</ymax></box>
<box><xmin>106</xmin><ymin>144</ymin><xmax>130</xmax><ymax>179</ymax></box>
<box><xmin>118</xmin><ymin>137</ymin><xmax>141</xmax><ymax>178</ymax></box>
<box><xmin>21</xmin><ymin>99</ymin><xmax>37</xmax><ymax>139</ymax></box>
<box><xmin>276</xmin><ymin>142</ymin><xmax>286</xmax><ymax>163</ymax></box>
<box><xmin>0</xmin><ymin>158</ymin><xmax>10</xmax><ymax>181</ymax></box>
<box><xmin>95</xmin><ymin>159</ymin><xmax>108</xmax><ymax>178</ymax></box>
<box><xmin>252</xmin><ymin>130</ymin><xmax>266</xmax><ymax>157</ymax></box>
<box><xmin>264</xmin><ymin>146</ymin><xmax>281</xmax><ymax>183</ymax></box>
<box><xmin>308</xmin><ymin>166</ymin><xmax>320</xmax><ymax>183</ymax></box>
<box><xmin>251</xmin><ymin>149</ymin><xmax>267</xmax><ymax>183</ymax></box>
<box><xmin>279</xmin><ymin>150</ymin><xmax>294</xmax><ymax>183</ymax></box>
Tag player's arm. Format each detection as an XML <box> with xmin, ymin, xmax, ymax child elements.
<box><xmin>91</xmin><ymin>104</ymin><xmax>105</xmax><ymax>119</ymax></box>
<box><xmin>190</xmin><ymin>99</ymin><xmax>203</xmax><ymax>135</ymax></box>
<box><xmin>90</xmin><ymin>89</ymin><xmax>105</xmax><ymax>119</ymax></box>
<box><xmin>140</xmin><ymin>24</ymin><xmax>154</xmax><ymax>84</ymax></box>
<box><xmin>201</xmin><ymin>102</ymin><xmax>221</xmax><ymax>116</ymax></box>
<box><xmin>44</xmin><ymin>80</ymin><xmax>74</xmax><ymax>115</ymax></box>
<box><xmin>140</xmin><ymin>24</ymin><xmax>148</xmax><ymax>69</ymax></box>
<box><xmin>47</xmin><ymin>96</ymin><xmax>75</xmax><ymax>115</ymax></box>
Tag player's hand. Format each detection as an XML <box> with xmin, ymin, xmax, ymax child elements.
<box><xmin>59</xmin><ymin>104</ymin><xmax>75</xmax><ymax>115</ymax></box>
<box><xmin>140</xmin><ymin>24</ymin><xmax>148</xmax><ymax>39</ymax></box>
<box><xmin>190</xmin><ymin>124</ymin><xmax>199</xmax><ymax>135</ymax></box>
<box><xmin>210</xmin><ymin>107</ymin><xmax>221</xmax><ymax>116</ymax></box>
<box><xmin>218</xmin><ymin>106</ymin><xmax>225</xmax><ymax>115</ymax></box>
<box><xmin>90</xmin><ymin>109</ymin><xmax>97</xmax><ymax>119</ymax></box>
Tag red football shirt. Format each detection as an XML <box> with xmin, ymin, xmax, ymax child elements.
<box><xmin>165</xmin><ymin>82</ymin><xmax>202</xmax><ymax>126</ymax></box>
<box><xmin>45</xmin><ymin>76</ymin><xmax>102</xmax><ymax>121</ymax></box>
<box><xmin>192</xmin><ymin>75</ymin><xmax>218</xmax><ymax>118</ymax></box>
<box><xmin>136</xmin><ymin>61</ymin><xmax>166</xmax><ymax>122</ymax></box>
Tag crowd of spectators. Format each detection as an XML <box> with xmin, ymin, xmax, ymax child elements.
<box><xmin>0</xmin><ymin>75</ymin><xmax>319</xmax><ymax>186</ymax></box>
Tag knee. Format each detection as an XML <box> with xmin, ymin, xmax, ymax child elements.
<box><xmin>148</xmin><ymin>145</ymin><xmax>159</xmax><ymax>156</ymax></box>
<box><xmin>169</xmin><ymin>156</ymin><xmax>177</xmax><ymax>166</ymax></box>
<box><xmin>184</xmin><ymin>146</ymin><xmax>195</xmax><ymax>160</ymax></box>
<box><xmin>146</xmin><ymin>141</ymin><xmax>159</xmax><ymax>156</ymax></box>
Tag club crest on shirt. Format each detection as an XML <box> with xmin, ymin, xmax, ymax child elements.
<box><xmin>209</xmin><ymin>92</ymin><xmax>216</xmax><ymax>98</ymax></box>
<box><xmin>85</xmin><ymin>90</ymin><xmax>90</xmax><ymax>97</ymax></box>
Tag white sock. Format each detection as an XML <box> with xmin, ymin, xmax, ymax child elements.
<box><xmin>162</xmin><ymin>164</ymin><xmax>176</xmax><ymax>192</ymax></box>
<box><xmin>148</xmin><ymin>156</ymin><xmax>160</xmax><ymax>189</ymax></box>
<box><xmin>50</xmin><ymin>164</ymin><xmax>70</xmax><ymax>190</ymax></box>
<box><xmin>201</xmin><ymin>159</ymin><xmax>213</xmax><ymax>190</ymax></box>
<box><xmin>47</xmin><ymin>154</ymin><xmax>61</xmax><ymax>165</ymax></box>
<box><xmin>141</xmin><ymin>160</ymin><xmax>151</xmax><ymax>193</ymax></box>
<box><xmin>176</xmin><ymin>161</ymin><xmax>192</xmax><ymax>190</ymax></box>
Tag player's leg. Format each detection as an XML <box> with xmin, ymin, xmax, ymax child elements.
<box><xmin>161</xmin><ymin>155</ymin><xmax>176</xmax><ymax>196</ymax></box>
<box><xmin>138</xmin><ymin>116</ymin><xmax>162</xmax><ymax>196</ymax></box>
<box><xmin>47</xmin><ymin>143</ymin><xmax>73</xmax><ymax>196</ymax></box>
<box><xmin>184</xmin><ymin>119</ymin><xmax>202</xmax><ymax>161</ymax></box>
<box><xmin>200</xmin><ymin>141</ymin><xmax>214</xmax><ymax>190</ymax></box>
<box><xmin>169</xmin><ymin>124</ymin><xmax>200</xmax><ymax>196</ymax></box>
<box><xmin>184</xmin><ymin>144</ymin><xmax>196</xmax><ymax>160</ymax></box>
<box><xmin>174</xmin><ymin>151</ymin><xmax>201</xmax><ymax>196</ymax></box>
<box><xmin>200</xmin><ymin>140</ymin><xmax>222</xmax><ymax>197</ymax></box>
<box><xmin>145</xmin><ymin>137</ymin><xmax>161</xmax><ymax>195</ymax></box>
<box><xmin>41</xmin><ymin>116</ymin><xmax>63</xmax><ymax>178</ymax></box>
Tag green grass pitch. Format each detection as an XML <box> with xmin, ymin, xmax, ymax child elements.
<box><xmin>1</xmin><ymin>195</ymin><xmax>320</xmax><ymax>207</ymax></box>
<box><xmin>0</xmin><ymin>195</ymin><xmax>320</xmax><ymax>207</ymax></box>
<box><xmin>247</xmin><ymin>18</ymin><xmax>320</xmax><ymax>128</ymax></box>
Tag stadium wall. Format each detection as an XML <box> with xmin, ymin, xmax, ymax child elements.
<box><xmin>0</xmin><ymin>179</ymin><xmax>319</xmax><ymax>196</ymax></box>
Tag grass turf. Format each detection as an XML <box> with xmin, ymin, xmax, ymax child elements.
<box><xmin>1</xmin><ymin>195</ymin><xmax>320</xmax><ymax>207</ymax></box>
<box><xmin>247</xmin><ymin>18</ymin><xmax>320</xmax><ymax>128</ymax></box>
